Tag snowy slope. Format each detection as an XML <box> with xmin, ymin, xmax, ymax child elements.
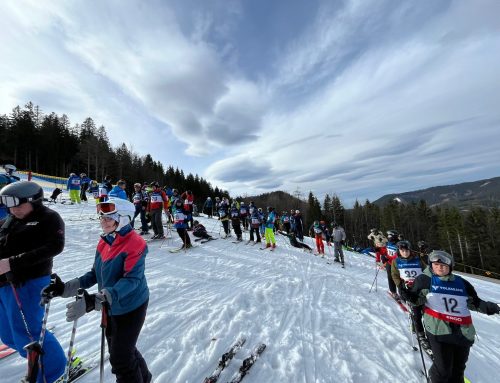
<box><xmin>1</xmin><ymin>190</ymin><xmax>499</xmax><ymax>383</ymax></box>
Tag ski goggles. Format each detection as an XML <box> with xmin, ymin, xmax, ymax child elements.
<box><xmin>428</xmin><ymin>250</ymin><xmax>453</xmax><ymax>266</ymax></box>
<box><xmin>0</xmin><ymin>195</ymin><xmax>34</xmax><ymax>208</ymax></box>
<box><xmin>96</xmin><ymin>202</ymin><xmax>117</xmax><ymax>215</ymax></box>
<box><xmin>397</xmin><ymin>240</ymin><xmax>411</xmax><ymax>250</ymax></box>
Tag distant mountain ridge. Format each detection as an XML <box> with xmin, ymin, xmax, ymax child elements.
<box><xmin>373</xmin><ymin>176</ymin><xmax>500</xmax><ymax>209</ymax></box>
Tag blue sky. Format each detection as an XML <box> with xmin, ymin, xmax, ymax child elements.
<box><xmin>1</xmin><ymin>0</ymin><xmax>499</xmax><ymax>206</ymax></box>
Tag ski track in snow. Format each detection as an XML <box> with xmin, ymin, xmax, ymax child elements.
<box><xmin>1</xmin><ymin>191</ymin><xmax>500</xmax><ymax>382</ymax></box>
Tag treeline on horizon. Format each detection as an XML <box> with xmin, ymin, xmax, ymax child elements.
<box><xmin>0</xmin><ymin>102</ymin><xmax>229</xmax><ymax>198</ymax></box>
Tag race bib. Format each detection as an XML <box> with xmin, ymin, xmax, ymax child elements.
<box><xmin>150</xmin><ymin>194</ymin><xmax>163</xmax><ymax>203</ymax></box>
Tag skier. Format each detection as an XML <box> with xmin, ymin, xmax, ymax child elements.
<box><xmin>0</xmin><ymin>181</ymin><xmax>66</xmax><ymax>382</ymax></box>
<box><xmin>309</xmin><ymin>221</ymin><xmax>325</xmax><ymax>255</ymax></box>
<box><xmin>192</xmin><ymin>220</ymin><xmax>214</xmax><ymax>241</ymax></box>
<box><xmin>331</xmin><ymin>222</ymin><xmax>346</xmax><ymax>265</ymax></box>
<box><xmin>230</xmin><ymin>202</ymin><xmax>243</xmax><ymax>241</ymax></box>
<box><xmin>289</xmin><ymin>210</ymin><xmax>296</xmax><ymax>234</ymax></box>
<box><xmin>218</xmin><ymin>198</ymin><xmax>231</xmax><ymax>238</ymax></box>
<box><xmin>278</xmin><ymin>230</ymin><xmax>312</xmax><ymax>252</ymax></box>
<box><xmin>319</xmin><ymin>221</ymin><xmax>331</xmax><ymax>244</ymax></box>
<box><xmin>79</xmin><ymin>173</ymin><xmax>91</xmax><ymax>202</ymax></box>
<box><xmin>4</xmin><ymin>164</ymin><xmax>20</xmax><ymax>181</ymax></box>
<box><xmin>390</xmin><ymin>240</ymin><xmax>430</xmax><ymax>351</ymax></box>
<box><xmin>294</xmin><ymin>210</ymin><xmax>304</xmax><ymax>241</ymax></box>
<box><xmin>248</xmin><ymin>204</ymin><xmax>262</xmax><ymax>244</ymax></box>
<box><xmin>42</xmin><ymin>198</ymin><xmax>152</xmax><ymax>383</ymax></box>
<box><xmin>382</xmin><ymin>230</ymin><xmax>399</xmax><ymax>299</ymax></box>
<box><xmin>88</xmin><ymin>180</ymin><xmax>100</xmax><ymax>204</ymax></box>
<box><xmin>400</xmin><ymin>250</ymin><xmax>500</xmax><ymax>383</ymax></box>
<box><xmin>109</xmin><ymin>179</ymin><xmax>128</xmax><ymax>200</ymax></box>
<box><xmin>239</xmin><ymin>201</ymin><xmax>249</xmax><ymax>230</ymax></box>
<box><xmin>131</xmin><ymin>183</ymin><xmax>149</xmax><ymax>235</ymax></box>
<box><xmin>264</xmin><ymin>207</ymin><xmax>277</xmax><ymax>249</ymax></box>
<box><xmin>417</xmin><ymin>240</ymin><xmax>430</xmax><ymax>264</ymax></box>
<box><xmin>172</xmin><ymin>198</ymin><xmax>192</xmax><ymax>249</ymax></box>
<box><xmin>367</xmin><ymin>228</ymin><xmax>388</xmax><ymax>261</ymax></box>
<box><xmin>148</xmin><ymin>182</ymin><xmax>169</xmax><ymax>240</ymax></box>
<box><xmin>180</xmin><ymin>190</ymin><xmax>194</xmax><ymax>229</ymax></box>
<box><xmin>99</xmin><ymin>175</ymin><xmax>113</xmax><ymax>202</ymax></box>
<box><xmin>280</xmin><ymin>211</ymin><xmax>291</xmax><ymax>234</ymax></box>
<box><xmin>66</xmin><ymin>172</ymin><xmax>81</xmax><ymax>204</ymax></box>
<box><xmin>0</xmin><ymin>171</ymin><xmax>18</xmax><ymax>222</ymax></box>
<box><xmin>203</xmin><ymin>196</ymin><xmax>213</xmax><ymax>218</ymax></box>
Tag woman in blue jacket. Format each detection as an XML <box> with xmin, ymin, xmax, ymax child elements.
<box><xmin>42</xmin><ymin>198</ymin><xmax>151</xmax><ymax>383</ymax></box>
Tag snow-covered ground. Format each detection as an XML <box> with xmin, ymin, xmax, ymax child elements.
<box><xmin>1</xmin><ymin>185</ymin><xmax>500</xmax><ymax>382</ymax></box>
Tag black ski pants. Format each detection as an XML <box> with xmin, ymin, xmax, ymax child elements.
<box><xmin>177</xmin><ymin>227</ymin><xmax>192</xmax><ymax>247</ymax></box>
<box><xmin>427</xmin><ymin>334</ymin><xmax>471</xmax><ymax>383</ymax></box>
<box><xmin>150</xmin><ymin>209</ymin><xmax>163</xmax><ymax>236</ymax></box>
<box><xmin>221</xmin><ymin>220</ymin><xmax>230</xmax><ymax>235</ymax></box>
<box><xmin>106</xmin><ymin>300</ymin><xmax>151</xmax><ymax>383</ymax></box>
<box><xmin>249</xmin><ymin>226</ymin><xmax>261</xmax><ymax>242</ymax></box>
<box><xmin>80</xmin><ymin>183</ymin><xmax>88</xmax><ymax>202</ymax></box>
<box><xmin>231</xmin><ymin>219</ymin><xmax>242</xmax><ymax>239</ymax></box>
<box><xmin>386</xmin><ymin>262</ymin><xmax>397</xmax><ymax>294</ymax></box>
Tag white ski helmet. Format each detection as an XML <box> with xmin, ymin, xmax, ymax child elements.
<box><xmin>97</xmin><ymin>198</ymin><xmax>135</xmax><ymax>231</ymax></box>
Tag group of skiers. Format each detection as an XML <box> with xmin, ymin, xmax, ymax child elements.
<box><xmin>368</xmin><ymin>228</ymin><xmax>500</xmax><ymax>382</ymax></box>
<box><xmin>1</xmin><ymin>167</ymin><xmax>499</xmax><ymax>383</ymax></box>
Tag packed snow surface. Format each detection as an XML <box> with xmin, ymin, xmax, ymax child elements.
<box><xmin>1</xmin><ymin>193</ymin><xmax>500</xmax><ymax>382</ymax></box>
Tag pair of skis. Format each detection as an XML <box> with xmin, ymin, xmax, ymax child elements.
<box><xmin>203</xmin><ymin>337</ymin><xmax>266</xmax><ymax>383</ymax></box>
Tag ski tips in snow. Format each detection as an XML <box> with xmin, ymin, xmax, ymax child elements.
<box><xmin>227</xmin><ymin>343</ymin><xmax>266</xmax><ymax>383</ymax></box>
<box><xmin>203</xmin><ymin>337</ymin><xmax>246</xmax><ymax>383</ymax></box>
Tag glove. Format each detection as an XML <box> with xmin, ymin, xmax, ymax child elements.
<box><xmin>478</xmin><ymin>301</ymin><xmax>500</xmax><ymax>315</ymax></box>
<box><xmin>341</xmin><ymin>240</ymin><xmax>345</xmax><ymax>245</ymax></box>
<box><xmin>399</xmin><ymin>286</ymin><xmax>416</xmax><ymax>303</ymax></box>
<box><xmin>66</xmin><ymin>289</ymin><xmax>111</xmax><ymax>322</ymax></box>
<box><xmin>41</xmin><ymin>274</ymin><xmax>80</xmax><ymax>305</ymax></box>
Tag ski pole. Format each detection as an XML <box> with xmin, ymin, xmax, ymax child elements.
<box><xmin>63</xmin><ymin>290</ymin><xmax>83</xmax><ymax>383</ymax></box>
<box><xmin>407</xmin><ymin>312</ymin><xmax>417</xmax><ymax>351</ymax></box>
<box><xmin>369</xmin><ymin>266</ymin><xmax>381</xmax><ymax>293</ymax></box>
<box><xmin>409</xmin><ymin>311</ymin><xmax>429</xmax><ymax>382</ymax></box>
<box><xmin>100</xmin><ymin>304</ymin><xmax>108</xmax><ymax>383</ymax></box>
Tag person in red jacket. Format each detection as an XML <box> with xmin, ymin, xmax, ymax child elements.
<box><xmin>180</xmin><ymin>190</ymin><xmax>194</xmax><ymax>230</ymax></box>
<box><xmin>148</xmin><ymin>182</ymin><xmax>169</xmax><ymax>239</ymax></box>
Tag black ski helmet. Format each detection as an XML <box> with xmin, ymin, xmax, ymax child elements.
<box><xmin>386</xmin><ymin>230</ymin><xmax>399</xmax><ymax>242</ymax></box>
<box><xmin>0</xmin><ymin>181</ymin><xmax>43</xmax><ymax>206</ymax></box>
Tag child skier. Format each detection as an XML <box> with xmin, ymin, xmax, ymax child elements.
<box><xmin>264</xmin><ymin>207</ymin><xmax>277</xmax><ymax>249</ymax></box>
<box><xmin>401</xmin><ymin>250</ymin><xmax>500</xmax><ymax>383</ymax></box>
<box><xmin>309</xmin><ymin>221</ymin><xmax>325</xmax><ymax>255</ymax></box>
<box><xmin>218</xmin><ymin>198</ymin><xmax>231</xmax><ymax>238</ymax></box>
<box><xmin>192</xmin><ymin>220</ymin><xmax>214</xmax><ymax>241</ymax></box>
<box><xmin>230</xmin><ymin>202</ymin><xmax>243</xmax><ymax>241</ymax></box>
<box><xmin>248</xmin><ymin>205</ymin><xmax>262</xmax><ymax>244</ymax></box>
<box><xmin>173</xmin><ymin>198</ymin><xmax>192</xmax><ymax>249</ymax></box>
<box><xmin>390</xmin><ymin>240</ymin><xmax>430</xmax><ymax>351</ymax></box>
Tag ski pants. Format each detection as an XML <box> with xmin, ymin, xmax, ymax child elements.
<box><xmin>427</xmin><ymin>334</ymin><xmax>470</xmax><ymax>383</ymax></box>
<box><xmin>333</xmin><ymin>241</ymin><xmax>344</xmax><ymax>263</ymax></box>
<box><xmin>231</xmin><ymin>219</ymin><xmax>242</xmax><ymax>239</ymax></box>
<box><xmin>265</xmin><ymin>227</ymin><xmax>276</xmax><ymax>245</ymax></box>
<box><xmin>176</xmin><ymin>228</ymin><xmax>191</xmax><ymax>247</ymax></box>
<box><xmin>221</xmin><ymin>220</ymin><xmax>230</xmax><ymax>235</ymax></box>
<box><xmin>283</xmin><ymin>222</ymin><xmax>290</xmax><ymax>234</ymax></box>
<box><xmin>386</xmin><ymin>262</ymin><xmax>397</xmax><ymax>294</ymax></box>
<box><xmin>80</xmin><ymin>184</ymin><xmax>88</xmax><ymax>202</ymax></box>
<box><xmin>0</xmin><ymin>276</ymin><xmax>66</xmax><ymax>383</ymax></box>
<box><xmin>69</xmin><ymin>189</ymin><xmax>81</xmax><ymax>204</ymax></box>
<box><xmin>150</xmin><ymin>209</ymin><xmax>163</xmax><ymax>236</ymax></box>
<box><xmin>249</xmin><ymin>226</ymin><xmax>261</xmax><ymax>242</ymax></box>
<box><xmin>410</xmin><ymin>305</ymin><xmax>424</xmax><ymax>334</ymax></box>
<box><xmin>295</xmin><ymin>226</ymin><xmax>304</xmax><ymax>242</ymax></box>
<box><xmin>315</xmin><ymin>235</ymin><xmax>324</xmax><ymax>254</ymax></box>
<box><xmin>106</xmin><ymin>300</ymin><xmax>151</xmax><ymax>383</ymax></box>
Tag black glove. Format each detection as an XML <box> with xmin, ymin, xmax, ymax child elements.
<box><xmin>40</xmin><ymin>274</ymin><xmax>65</xmax><ymax>305</ymax></box>
<box><xmin>399</xmin><ymin>285</ymin><xmax>416</xmax><ymax>303</ymax></box>
<box><xmin>341</xmin><ymin>240</ymin><xmax>345</xmax><ymax>245</ymax></box>
<box><xmin>479</xmin><ymin>301</ymin><xmax>500</xmax><ymax>315</ymax></box>
<box><xmin>41</xmin><ymin>274</ymin><xmax>80</xmax><ymax>306</ymax></box>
